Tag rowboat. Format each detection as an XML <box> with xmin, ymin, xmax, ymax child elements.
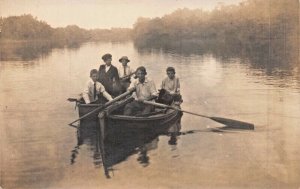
<box><xmin>99</xmin><ymin>97</ymin><xmax>182</xmax><ymax>130</ymax></box>
<box><xmin>78</xmin><ymin>99</ymin><xmax>182</xmax><ymax>124</ymax></box>
<box><xmin>71</xmin><ymin>89</ymin><xmax>183</xmax><ymax>178</ymax></box>
<box><xmin>76</xmin><ymin>94</ymin><xmax>182</xmax><ymax>129</ymax></box>
<box><xmin>74</xmin><ymin>97</ymin><xmax>182</xmax><ymax>147</ymax></box>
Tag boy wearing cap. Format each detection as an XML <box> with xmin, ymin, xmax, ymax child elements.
<box><xmin>117</xmin><ymin>56</ymin><xmax>134</xmax><ymax>93</ymax></box>
<box><xmin>82</xmin><ymin>69</ymin><xmax>113</xmax><ymax>104</ymax></box>
<box><xmin>98</xmin><ymin>53</ymin><xmax>120</xmax><ymax>97</ymax></box>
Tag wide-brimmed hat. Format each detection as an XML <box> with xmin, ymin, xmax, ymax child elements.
<box><xmin>119</xmin><ymin>56</ymin><xmax>130</xmax><ymax>63</ymax></box>
<box><xmin>102</xmin><ymin>53</ymin><xmax>112</xmax><ymax>61</ymax></box>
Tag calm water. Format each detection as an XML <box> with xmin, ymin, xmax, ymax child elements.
<box><xmin>0</xmin><ymin>41</ymin><xmax>300</xmax><ymax>189</ymax></box>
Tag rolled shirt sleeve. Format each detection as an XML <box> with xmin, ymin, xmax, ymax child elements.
<box><xmin>149</xmin><ymin>80</ymin><xmax>158</xmax><ymax>96</ymax></box>
<box><xmin>176</xmin><ymin>78</ymin><xmax>180</xmax><ymax>94</ymax></box>
<box><xmin>97</xmin><ymin>82</ymin><xmax>106</xmax><ymax>94</ymax></box>
<box><xmin>128</xmin><ymin>80</ymin><xmax>136</xmax><ymax>91</ymax></box>
<box><xmin>82</xmin><ymin>81</ymin><xmax>91</xmax><ymax>104</ymax></box>
<box><xmin>98</xmin><ymin>83</ymin><xmax>113</xmax><ymax>101</ymax></box>
<box><xmin>102</xmin><ymin>91</ymin><xmax>113</xmax><ymax>101</ymax></box>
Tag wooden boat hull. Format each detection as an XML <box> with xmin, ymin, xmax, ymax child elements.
<box><xmin>77</xmin><ymin>96</ymin><xmax>182</xmax><ymax>137</ymax></box>
<box><xmin>78</xmin><ymin>103</ymin><xmax>102</xmax><ymax>120</ymax></box>
<box><xmin>107</xmin><ymin>108</ymin><xmax>181</xmax><ymax>130</ymax></box>
<box><xmin>98</xmin><ymin>97</ymin><xmax>183</xmax><ymax>135</ymax></box>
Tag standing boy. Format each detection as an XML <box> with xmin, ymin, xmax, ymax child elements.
<box><xmin>98</xmin><ymin>53</ymin><xmax>120</xmax><ymax>97</ymax></box>
<box><xmin>117</xmin><ymin>56</ymin><xmax>134</xmax><ymax>93</ymax></box>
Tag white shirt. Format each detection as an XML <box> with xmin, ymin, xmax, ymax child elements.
<box><xmin>105</xmin><ymin>65</ymin><xmax>111</xmax><ymax>72</ymax></box>
<box><xmin>117</xmin><ymin>65</ymin><xmax>134</xmax><ymax>78</ymax></box>
<box><xmin>161</xmin><ymin>76</ymin><xmax>180</xmax><ymax>94</ymax></box>
<box><xmin>82</xmin><ymin>78</ymin><xmax>112</xmax><ymax>104</ymax></box>
<box><xmin>129</xmin><ymin>77</ymin><xmax>157</xmax><ymax>100</ymax></box>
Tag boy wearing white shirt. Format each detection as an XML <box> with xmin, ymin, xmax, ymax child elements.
<box><xmin>159</xmin><ymin>67</ymin><xmax>182</xmax><ymax>105</ymax></box>
<box><xmin>82</xmin><ymin>69</ymin><xmax>113</xmax><ymax>104</ymax></box>
<box><xmin>124</xmin><ymin>66</ymin><xmax>157</xmax><ymax>116</ymax></box>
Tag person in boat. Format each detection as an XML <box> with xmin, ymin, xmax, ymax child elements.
<box><xmin>123</xmin><ymin>66</ymin><xmax>158</xmax><ymax>116</ymax></box>
<box><xmin>157</xmin><ymin>67</ymin><xmax>182</xmax><ymax>105</ymax></box>
<box><xmin>98</xmin><ymin>53</ymin><xmax>120</xmax><ymax>97</ymax></box>
<box><xmin>117</xmin><ymin>56</ymin><xmax>134</xmax><ymax>93</ymax></box>
<box><xmin>82</xmin><ymin>69</ymin><xmax>113</xmax><ymax>104</ymax></box>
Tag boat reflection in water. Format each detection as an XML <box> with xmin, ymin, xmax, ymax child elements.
<box><xmin>70</xmin><ymin>116</ymin><xmax>182</xmax><ymax>178</ymax></box>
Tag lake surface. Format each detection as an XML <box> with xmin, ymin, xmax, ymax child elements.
<box><xmin>0</xmin><ymin>41</ymin><xmax>300</xmax><ymax>189</ymax></box>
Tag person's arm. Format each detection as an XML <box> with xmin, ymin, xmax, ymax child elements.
<box><xmin>98</xmin><ymin>83</ymin><xmax>113</xmax><ymax>101</ymax></box>
<box><xmin>140</xmin><ymin>80</ymin><xmax>157</xmax><ymax>101</ymax></box>
<box><xmin>102</xmin><ymin>91</ymin><xmax>113</xmax><ymax>101</ymax></box>
<box><xmin>97</xmin><ymin>65</ymin><xmax>103</xmax><ymax>82</ymax></box>
<box><xmin>114</xmin><ymin>67</ymin><xmax>120</xmax><ymax>82</ymax></box>
<box><xmin>127</xmin><ymin>81</ymin><xmax>137</xmax><ymax>99</ymax></box>
<box><xmin>150</xmin><ymin>80</ymin><xmax>158</xmax><ymax>96</ymax></box>
<box><xmin>82</xmin><ymin>82</ymin><xmax>91</xmax><ymax>104</ymax></box>
<box><xmin>176</xmin><ymin>78</ymin><xmax>181</xmax><ymax>94</ymax></box>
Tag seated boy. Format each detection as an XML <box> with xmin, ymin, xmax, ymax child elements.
<box><xmin>123</xmin><ymin>66</ymin><xmax>157</xmax><ymax>116</ymax></box>
<box><xmin>82</xmin><ymin>69</ymin><xmax>113</xmax><ymax>104</ymax></box>
<box><xmin>158</xmin><ymin>67</ymin><xmax>182</xmax><ymax>105</ymax></box>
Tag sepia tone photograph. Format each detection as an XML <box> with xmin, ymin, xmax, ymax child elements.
<box><xmin>0</xmin><ymin>0</ymin><xmax>299</xmax><ymax>188</ymax></box>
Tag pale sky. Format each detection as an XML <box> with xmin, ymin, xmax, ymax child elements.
<box><xmin>0</xmin><ymin>0</ymin><xmax>243</xmax><ymax>29</ymax></box>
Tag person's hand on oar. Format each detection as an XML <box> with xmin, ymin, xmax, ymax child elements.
<box><xmin>68</xmin><ymin>87</ymin><xmax>136</xmax><ymax>126</ymax></box>
<box><xmin>142</xmin><ymin>101</ymin><xmax>255</xmax><ymax>130</ymax></box>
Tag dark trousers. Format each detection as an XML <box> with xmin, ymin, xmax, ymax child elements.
<box><xmin>124</xmin><ymin>100</ymin><xmax>154</xmax><ymax>116</ymax></box>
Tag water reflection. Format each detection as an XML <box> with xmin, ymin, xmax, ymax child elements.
<box><xmin>134</xmin><ymin>39</ymin><xmax>299</xmax><ymax>80</ymax></box>
<box><xmin>0</xmin><ymin>40</ymin><xmax>81</xmax><ymax>61</ymax></box>
<box><xmin>70</xmin><ymin>118</ymin><xmax>182</xmax><ymax>178</ymax></box>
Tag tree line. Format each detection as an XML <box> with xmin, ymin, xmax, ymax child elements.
<box><xmin>0</xmin><ymin>0</ymin><xmax>298</xmax><ymax>64</ymax></box>
<box><xmin>132</xmin><ymin>0</ymin><xmax>298</xmax><ymax>65</ymax></box>
<box><xmin>0</xmin><ymin>14</ymin><xmax>132</xmax><ymax>45</ymax></box>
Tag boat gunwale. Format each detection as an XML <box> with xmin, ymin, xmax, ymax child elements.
<box><xmin>78</xmin><ymin>103</ymin><xmax>103</xmax><ymax>107</ymax></box>
<box><xmin>77</xmin><ymin>96</ymin><xmax>182</xmax><ymax>122</ymax></box>
<box><xmin>107</xmin><ymin>108</ymin><xmax>179</xmax><ymax>121</ymax></box>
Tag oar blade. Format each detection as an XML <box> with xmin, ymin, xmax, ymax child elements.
<box><xmin>210</xmin><ymin>117</ymin><xmax>255</xmax><ymax>130</ymax></box>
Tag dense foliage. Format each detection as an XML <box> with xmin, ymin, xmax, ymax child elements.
<box><xmin>0</xmin><ymin>0</ymin><xmax>298</xmax><ymax>64</ymax></box>
<box><xmin>0</xmin><ymin>14</ymin><xmax>132</xmax><ymax>44</ymax></box>
<box><xmin>132</xmin><ymin>0</ymin><xmax>298</xmax><ymax>64</ymax></box>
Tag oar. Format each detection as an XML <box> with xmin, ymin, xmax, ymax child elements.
<box><xmin>120</xmin><ymin>71</ymin><xmax>136</xmax><ymax>80</ymax></box>
<box><xmin>68</xmin><ymin>88</ymin><xmax>135</xmax><ymax>126</ymax></box>
<box><xmin>97</xmin><ymin>120</ymin><xmax>110</xmax><ymax>178</ymax></box>
<box><xmin>143</xmin><ymin>101</ymin><xmax>254</xmax><ymax>130</ymax></box>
